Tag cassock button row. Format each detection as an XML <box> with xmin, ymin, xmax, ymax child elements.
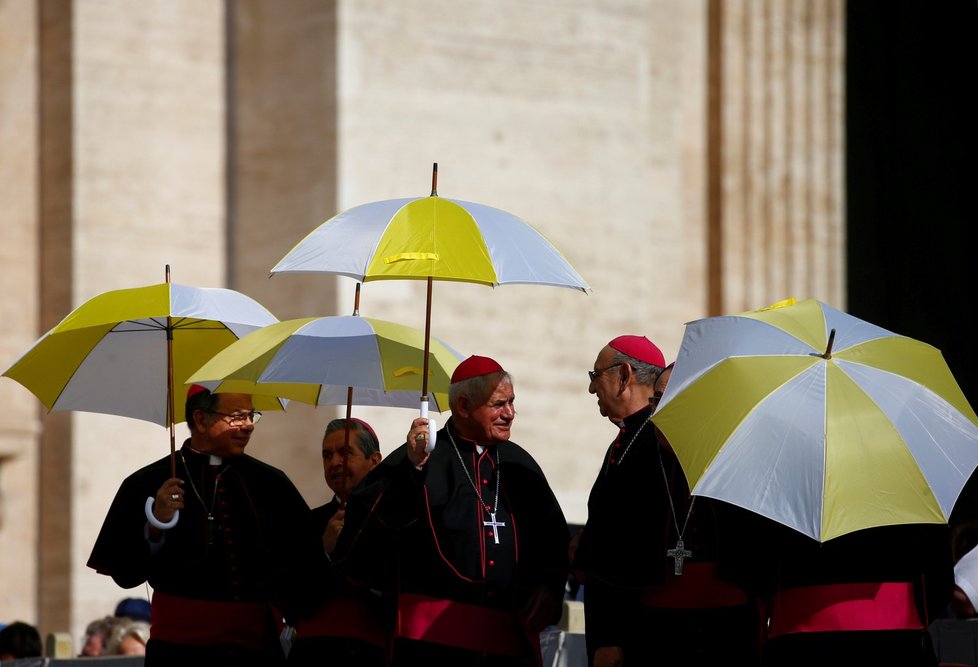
<box><xmin>482</xmin><ymin>479</ymin><xmax>488</xmax><ymax>485</ymax></box>
<box><xmin>488</xmin><ymin>560</ymin><xmax>495</xmax><ymax>566</ymax></box>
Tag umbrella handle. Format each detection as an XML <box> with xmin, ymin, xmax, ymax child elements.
<box><xmin>144</xmin><ymin>496</ymin><xmax>180</xmax><ymax>529</ymax></box>
<box><xmin>420</xmin><ymin>400</ymin><xmax>437</xmax><ymax>452</ymax></box>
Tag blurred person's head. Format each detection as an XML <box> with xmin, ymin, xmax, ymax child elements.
<box><xmin>0</xmin><ymin>620</ymin><xmax>42</xmax><ymax>660</ymax></box>
<box><xmin>114</xmin><ymin>597</ymin><xmax>151</xmax><ymax>623</ymax></box>
<box><xmin>105</xmin><ymin>620</ymin><xmax>150</xmax><ymax>656</ymax></box>
<box><xmin>322</xmin><ymin>418</ymin><xmax>381</xmax><ymax>503</ymax></box>
<box><xmin>80</xmin><ymin>615</ymin><xmax>124</xmax><ymax>656</ymax></box>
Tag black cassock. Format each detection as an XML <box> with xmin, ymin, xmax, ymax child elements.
<box><xmin>287</xmin><ymin>498</ymin><xmax>388</xmax><ymax>667</ymax></box>
<box><xmin>87</xmin><ymin>442</ymin><xmax>310</xmax><ymax>667</ymax></box>
<box><xmin>756</xmin><ymin>522</ymin><xmax>954</xmax><ymax>667</ymax></box>
<box><xmin>333</xmin><ymin>418</ymin><xmax>569</xmax><ymax>667</ymax></box>
<box><xmin>572</xmin><ymin>405</ymin><xmax>761</xmax><ymax>666</ymax></box>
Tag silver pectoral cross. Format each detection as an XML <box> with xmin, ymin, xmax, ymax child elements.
<box><xmin>483</xmin><ymin>512</ymin><xmax>506</xmax><ymax>545</ymax></box>
<box><xmin>666</xmin><ymin>538</ymin><xmax>692</xmax><ymax>575</ymax></box>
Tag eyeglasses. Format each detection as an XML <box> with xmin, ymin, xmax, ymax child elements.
<box><xmin>588</xmin><ymin>363</ymin><xmax>623</xmax><ymax>382</ymax></box>
<box><xmin>208</xmin><ymin>410</ymin><xmax>262</xmax><ymax>426</ymax></box>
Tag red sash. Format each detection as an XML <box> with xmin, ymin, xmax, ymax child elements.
<box><xmin>768</xmin><ymin>582</ymin><xmax>923</xmax><ymax>638</ymax></box>
<box><xmin>295</xmin><ymin>597</ymin><xmax>388</xmax><ymax>648</ymax></box>
<box><xmin>396</xmin><ymin>593</ymin><xmax>540</xmax><ymax>664</ymax></box>
<box><xmin>639</xmin><ymin>562</ymin><xmax>751</xmax><ymax>609</ymax></box>
<box><xmin>150</xmin><ymin>591</ymin><xmax>280</xmax><ymax>649</ymax></box>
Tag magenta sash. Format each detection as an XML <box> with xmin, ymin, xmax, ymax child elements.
<box><xmin>295</xmin><ymin>597</ymin><xmax>388</xmax><ymax>648</ymax></box>
<box><xmin>396</xmin><ymin>593</ymin><xmax>540</xmax><ymax>664</ymax></box>
<box><xmin>768</xmin><ymin>582</ymin><xmax>923</xmax><ymax>638</ymax></box>
<box><xmin>639</xmin><ymin>562</ymin><xmax>751</xmax><ymax>609</ymax></box>
<box><xmin>150</xmin><ymin>591</ymin><xmax>280</xmax><ymax>649</ymax></box>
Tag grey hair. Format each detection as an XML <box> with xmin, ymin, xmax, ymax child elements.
<box><xmin>448</xmin><ymin>370</ymin><xmax>513</xmax><ymax>411</ymax></box>
<box><xmin>609</xmin><ymin>350</ymin><xmax>664</xmax><ymax>388</ymax></box>
<box><xmin>324</xmin><ymin>418</ymin><xmax>380</xmax><ymax>457</ymax></box>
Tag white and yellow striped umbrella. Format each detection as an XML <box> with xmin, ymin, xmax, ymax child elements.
<box><xmin>652</xmin><ymin>298</ymin><xmax>978</xmax><ymax>542</ymax></box>
<box><xmin>2</xmin><ymin>279</ymin><xmax>283</xmax><ymax>427</ymax></box>
<box><xmin>188</xmin><ymin>315</ymin><xmax>465</xmax><ymax>413</ymax></box>
<box><xmin>270</xmin><ymin>164</ymin><xmax>587</xmax><ymax>444</ymax></box>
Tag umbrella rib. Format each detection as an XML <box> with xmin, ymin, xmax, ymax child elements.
<box><xmin>170</xmin><ymin>317</ymin><xmax>232</xmax><ymax>330</ymax></box>
<box><xmin>113</xmin><ymin>319</ymin><xmax>168</xmax><ymax>332</ymax></box>
<box><xmin>111</xmin><ymin>317</ymin><xmax>231</xmax><ymax>332</ymax></box>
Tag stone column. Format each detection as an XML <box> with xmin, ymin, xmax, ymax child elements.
<box><xmin>711</xmin><ymin>0</ymin><xmax>845</xmax><ymax>314</ymax></box>
<box><xmin>0</xmin><ymin>0</ymin><xmax>42</xmax><ymax>626</ymax></box>
<box><xmin>226</xmin><ymin>0</ymin><xmax>342</xmax><ymax>503</ymax></box>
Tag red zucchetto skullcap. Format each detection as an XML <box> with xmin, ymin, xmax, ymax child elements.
<box><xmin>451</xmin><ymin>355</ymin><xmax>505</xmax><ymax>384</ymax></box>
<box><xmin>187</xmin><ymin>384</ymin><xmax>209</xmax><ymax>399</ymax></box>
<box><xmin>349</xmin><ymin>417</ymin><xmax>379</xmax><ymax>444</ymax></box>
<box><xmin>608</xmin><ymin>335</ymin><xmax>665</xmax><ymax>367</ymax></box>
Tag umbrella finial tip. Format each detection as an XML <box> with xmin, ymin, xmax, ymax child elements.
<box><xmin>823</xmin><ymin>328</ymin><xmax>836</xmax><ymax>359</ymax></box>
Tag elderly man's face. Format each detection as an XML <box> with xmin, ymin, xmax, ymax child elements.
<box><xmin>457</xmin><ymin>377</ymin><xmax>516</xmax><ymax>444</ymax></box>
<box><xmin>322</xmin><ymin>430</ymin><xmax>379</xmax><ymax>501</ymax></box>
<box><xmin>589</xmin><ymin>346</ymin><xmax>626</xmax><ymax>421</ymax></box>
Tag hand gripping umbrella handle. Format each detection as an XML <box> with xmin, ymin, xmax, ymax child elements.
<box><xmin>145</xmin><ymin>496</ymin><xmax>179</xmax><ymax>530</ymax></box>
<box><xmin>420</xmin><ymin>399</ymin><xmax>437</xmax><ymax>453</ymax></box>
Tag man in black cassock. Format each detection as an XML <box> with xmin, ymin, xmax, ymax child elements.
<box><xmin>572</xmin><ymin>336</ymin><xmax>760</xmax><ymax>667</ymax></box>
<box><xmin>756</xmin><ymin>522</ymin><xmax>953</xmax><ymax>667</ymax></box>
<box><xmin>87</xmin><ymin>385</ymin><xmax>311</xmax><ymax>666</ymax></box>
<box><xmin>333</xmin><ymin>355</ymin><xmax>570</xmax><ymax>667</ymax></box>
<box><xmin>287</xmin><ymin>417</ymin><xmax>387</xmax><ymax>666</ymax></box>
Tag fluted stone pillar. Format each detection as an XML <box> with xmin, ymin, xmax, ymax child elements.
<box><xmin>0</xmin><ymin>0</ymin><xmax>42</xmax><ymax>628</ymax></box>
<box><xmin>710</xmin><ymin>0</ymin><xmax>845</xmax><ymax>314</ymax></box>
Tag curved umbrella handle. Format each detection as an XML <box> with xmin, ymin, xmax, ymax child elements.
<box><xmin>420</xmin><ymin>399</ymin><xmax>437</xmax><ymax>452</ymax></box>
<box><xmin>145</xmin><ymin>496</ymin><xmax>179</xmax><ymax>529</ymax></box>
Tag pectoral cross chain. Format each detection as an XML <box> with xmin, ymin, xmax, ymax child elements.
<box><xmin>667</xmin><ymin>538</ymin><xmax>692</xmax><ymax>575</ymax></box>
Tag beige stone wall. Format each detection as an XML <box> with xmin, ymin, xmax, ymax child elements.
<box><xmin>0</xmin><ymin>0</ymin><xmax>845</xmax><ymax>647</ymax></box>
<box><xmin>0</xmin><ymin>0</ymin><xmax>41</xmax><ymax>628</ymax></box>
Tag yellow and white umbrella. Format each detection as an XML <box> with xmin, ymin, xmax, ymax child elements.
<box><xmin>270</xmin><ymin>163</ymin><xmax>588</xmax><ymax>446</ymax></box>
<box><xmin>652</xmin><ymin>298</ymin><xmax>978</xmax><ymax>542</ymax></box>
<box><xmin>1</xmin><ymin>266</ymin><xmax>284</xmax><ymax>484</ymax></box>
<box><xmin>187</xmin><ymin>315</ymin><xmax>465</xmax><ymax>414</ymax></box>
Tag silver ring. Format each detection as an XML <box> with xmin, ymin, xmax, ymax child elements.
<box><xmin>415</xmin><ymin>434</ymin><xmax>425</xmax><ymax>442</ymax></box>
<box><xmin>171</xmin><ymin>494</ymin><xmax>180</xmax><ymax>501</ymax></box>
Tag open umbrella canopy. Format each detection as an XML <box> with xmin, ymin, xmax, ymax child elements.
<box><xmin>269</xmin><ymin>186</ymin><xmax>589</xmax><ymax>292</ymax></box>
<box><xmin>652</xmin><ymin>298</ymin><xmax>978</xmax><ymax>542</ymax></box>
<box><xmin>187</xmin><ymin>315</ymin><xmax>465</xmax><ymax>413</ymax></box>
<box><xmin>2</xmin><ymin>280</ymin><xmax>284</xmax><ymax>427</ymax></box>
<box><xmin>269</xmin><ymin>164</ymin><xmax>587</xmax><ymax>447</ymax></box>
